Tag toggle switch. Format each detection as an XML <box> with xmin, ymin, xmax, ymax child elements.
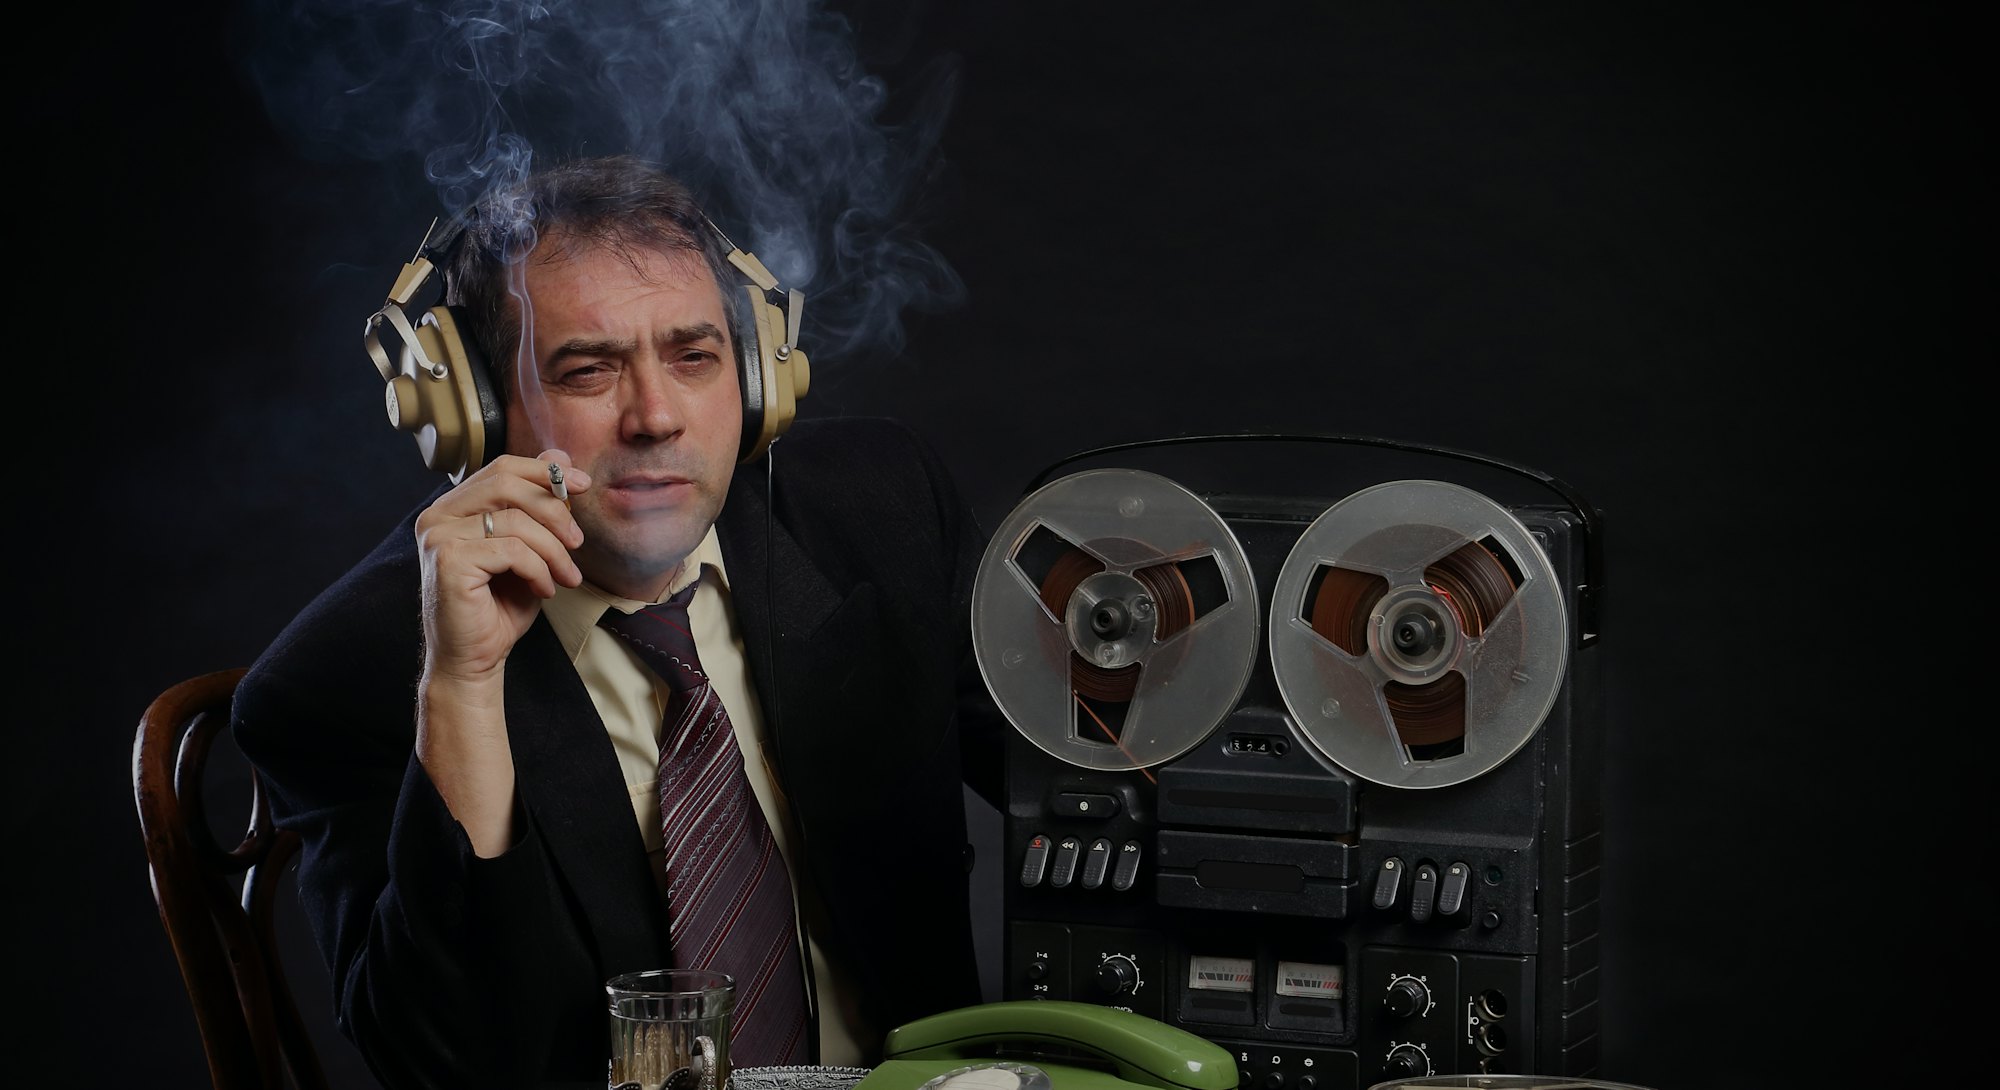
<box><xmin>1081</xmin><ymin>838</ymin><xmax>1113</xmax><ymax>889</ymax></box>
<box><xmin>1020</xmin><ymin>834</ymin><xmax>1051</xmax><ymax>888</ymax></box>
<box><xmin>1049</xmin><ymin>836</ymin><xmax>1082</xmax><ymax>888</ymax></box>
<box><xmin>1111</xmin><ymin>840</ymin><xmax>1143</xmax><ymax>891</ymax></box>
<box><xmin>1409</xmin><ymin>862</ymin><xmax>1438</xmax><ymax>923</ymax></box>
<box><xmin>1437</xmin><ymin>861</ymin><xmax>1470</xmax><ymax>917</ymax></box>
<box><xmin>1373</xmin><ymin>857</ymin><xmax>1406</xmax><ymax>910</ymax></box>
<box><xmin>1053</xmin><ymin>792</ymin><xmax>1120</xmax><ymax>819</ymax></box>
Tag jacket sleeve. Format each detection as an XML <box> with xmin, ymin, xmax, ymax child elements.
<box><xmin>232</xmin><ymin>603</ymin><xmax>579</xmax><ymax>1089</ymax></box>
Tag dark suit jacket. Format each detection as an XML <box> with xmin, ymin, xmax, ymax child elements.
<box><xmin>234</xmin><ymin>417</ymin><xmax>1006</xmax><ymax>1090</ymax></box>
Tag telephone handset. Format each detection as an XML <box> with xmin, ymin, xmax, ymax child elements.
<box><xmin>854</xmin><ymin>1001</ymin><xmax>1236</xmax><ymax>1090</ymax></box>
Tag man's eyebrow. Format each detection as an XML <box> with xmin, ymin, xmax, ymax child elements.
<box><xmin>546</xmin><ymin>337</ymin><xmax>637</xmax><ymax>367</ymax></box>
<box><xmin>656</xmin><ymin>322</ymin><xmax>727</xmax><ymax>352</ymax></box>
<box><xmin>543</xmin><ymin>323</ymin><xmax>726</xmax><ymax>368</ymax></box>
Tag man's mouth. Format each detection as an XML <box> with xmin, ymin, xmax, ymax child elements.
<box><xmin>604</xmin><ymin>473</ymin><xmax>696</xmax><ymax>510</ymax></box>
<box><xmin>605</xmin><ymin>465</ymin><xmax>693</xmax><ymax>486</ymax></box>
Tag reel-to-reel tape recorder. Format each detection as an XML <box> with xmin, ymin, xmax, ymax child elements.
<box><xmin>971</xmin><ymin>436</ymin><xmax>1604</xmax><ymax>1088</ymax></box>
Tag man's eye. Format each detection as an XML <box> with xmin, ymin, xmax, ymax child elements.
<box><xmin>558</xmin><ymin>363</ymin><xmax>612</xmax><ymax>385</ymax></box>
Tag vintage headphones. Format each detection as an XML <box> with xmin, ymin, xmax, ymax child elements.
<box><xmin>362</xmin><ymin>212</ymin><xmax>811</xmax><ymax>481</ymax></box>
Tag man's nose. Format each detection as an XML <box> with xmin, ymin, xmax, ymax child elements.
<box><xmin>621</xmin><ymin>359</ymin><xmax>685</xmax><ymax>442</ymax></box>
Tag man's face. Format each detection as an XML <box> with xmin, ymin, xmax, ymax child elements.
<box><xmin>505</xmin><ymin>235</ymin><xmax>741</xmax><ymax>601</ymax></box>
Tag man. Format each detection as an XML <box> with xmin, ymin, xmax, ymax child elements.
<box><xmin>234</xmin><ymin>156</ymin><xmax>1002</xmax><ymax>1089</ymax></box>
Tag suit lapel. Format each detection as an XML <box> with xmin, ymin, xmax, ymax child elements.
<box><xmin>717</xmin><ymin>471</ymin><xmax>836</xmax><ymax>768</ymax></box>
<box><xmin>716</xmin><ymin>471</ymin><xmax>896</xmax><ymax>797</ymax></box>
<box><xmin>506</xmin><ymin>616</ymin><xmax>671</xmax><ymax>975</ymax></box>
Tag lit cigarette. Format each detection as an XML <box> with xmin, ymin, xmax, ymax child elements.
<box><xmin>548</xmin><ymin>463</ymin><xmax>569</xmax><ymax>507</ymax></box>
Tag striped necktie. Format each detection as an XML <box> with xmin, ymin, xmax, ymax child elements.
<box><xmin>598</xmin><ymin>582</ymin><xmax>811</xmax><ymax>1065</ymax></box>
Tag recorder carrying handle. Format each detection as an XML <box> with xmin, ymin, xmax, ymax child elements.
<box><xmin>1026</xmin><ymin>433</ymin><xmax>1603</xmax><ymax>644</ymax></box>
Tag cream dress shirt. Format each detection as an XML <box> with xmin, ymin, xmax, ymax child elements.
<box><xmin>540</xmin><ymin>525</ymin><xmax>874</xmax><ymax>1065</ymax></box>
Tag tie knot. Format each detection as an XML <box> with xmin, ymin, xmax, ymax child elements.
<box><xmin>597</xmin><ymin>582</ymin><xmax>706</xmax><ymax>693</ymax></box>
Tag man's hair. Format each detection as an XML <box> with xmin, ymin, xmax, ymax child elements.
<box><xmin>442</xmin><ymin>154</ymin><xmax>748</xmax><ymax>399</ymax></box>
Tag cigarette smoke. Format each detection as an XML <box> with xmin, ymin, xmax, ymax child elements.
<box><xmin>237</xmin><ymin>0</ymin><xmax>964</xmax><ymax>370</ymax></box>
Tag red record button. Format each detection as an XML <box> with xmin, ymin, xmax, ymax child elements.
<box><xmin>1020</xmin><ymin>834</ymin><xmax>1052</xmax><ymax>887</ymax></box>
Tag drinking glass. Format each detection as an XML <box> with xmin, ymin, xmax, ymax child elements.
<box><xmin>606</xmin><ymin>969</ymin><xmax>735</xmax><ymax>1090</ymax></box>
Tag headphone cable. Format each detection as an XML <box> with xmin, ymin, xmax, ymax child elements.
<box><xmin>764</xmin><ymin>440</ymin><xmax>784</xmax><ymax>752</ymax></box>
<box><xmin>762</xmin><ymin>437</ymin><xmax>824</xmax><ymax>1057</ymax></box>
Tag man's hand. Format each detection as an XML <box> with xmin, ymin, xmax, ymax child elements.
<box><xmin>416</xmin><ymin>450</ymin><xmax>591</xmax><ymax>683</ymax></box>
<box><xmin>412</xmin><ymin>450</ymin><xmax>592</xmax><ymax>855</ymax></box>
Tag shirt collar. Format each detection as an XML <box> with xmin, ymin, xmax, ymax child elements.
<box><xmin>543</xmin><ymin>524</ymin><xmax>730</xmax><ymax>662</ymax></box>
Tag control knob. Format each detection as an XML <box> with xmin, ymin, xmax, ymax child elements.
<box><xmin>1383</xmin><ymin>975</ymin><xmax>1430</xmax><ymax>1018</ymax></box>
<box><xmin>1383</xmin><ymin>1043</ymin><xmax>1431</xmax><ymax>1078</ymax></box>
<box><xmin>1095</xmin><ymin>954</ymin><xmax>1141</xmax><ymax>996</ymax></box>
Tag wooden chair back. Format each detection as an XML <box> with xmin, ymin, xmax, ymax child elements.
<box><xmin>133</xmin><ymin>668</ymin><xmax>329</xmax><ymax>1090</ymax></box>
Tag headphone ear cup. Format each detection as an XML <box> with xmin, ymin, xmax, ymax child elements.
<box><xmin>440</xmin><ymin>304</ymin><xmax>506</xmax><ymax>474</ymax></box>
<box><xmin>734</xmin><ymin>286</ymin><xmax>808</xmax><ymax>464</ymax></box>
<box><xmin>380</xmin><ymin>304</ymin><xmax>503</xmax><ymax>482</ymax></box>
<box><xmin>736</xmin><ymin>284</ymin><xmax>770</xmax><ymax>464</ymax></box>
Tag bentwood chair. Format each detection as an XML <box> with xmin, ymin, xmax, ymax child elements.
<box><xmin>133</xmin><ymin>668</ymin><xmax>330</xmax><ymax>1090</ymax></box>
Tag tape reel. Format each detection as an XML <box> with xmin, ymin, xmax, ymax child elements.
<box><xmin>971</xmin><ymin>468</ymin><xmax>1259</xmax><ymax>772</ymax></box>
<box><xmin>1268</xmin><ymin>480</ymin><xmax>1568</xmax><ymax>789</ymax></box>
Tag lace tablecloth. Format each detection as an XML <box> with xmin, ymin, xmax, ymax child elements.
<box><xmin>729</xmin><ymin>1065</ymin><xmax>874</xmax><ymax>1090</ymax></box>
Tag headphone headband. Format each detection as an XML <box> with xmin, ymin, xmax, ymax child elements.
<box><xmin>363</xmin><ymin>201</ymin><xmax>810</xmax><ymax>481</ymax></box>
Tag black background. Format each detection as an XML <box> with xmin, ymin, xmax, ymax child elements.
<box><xmin>23</xmin><ymin>2</ymin><xmax>1973</xmax><ymax>1087</ymax></box>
